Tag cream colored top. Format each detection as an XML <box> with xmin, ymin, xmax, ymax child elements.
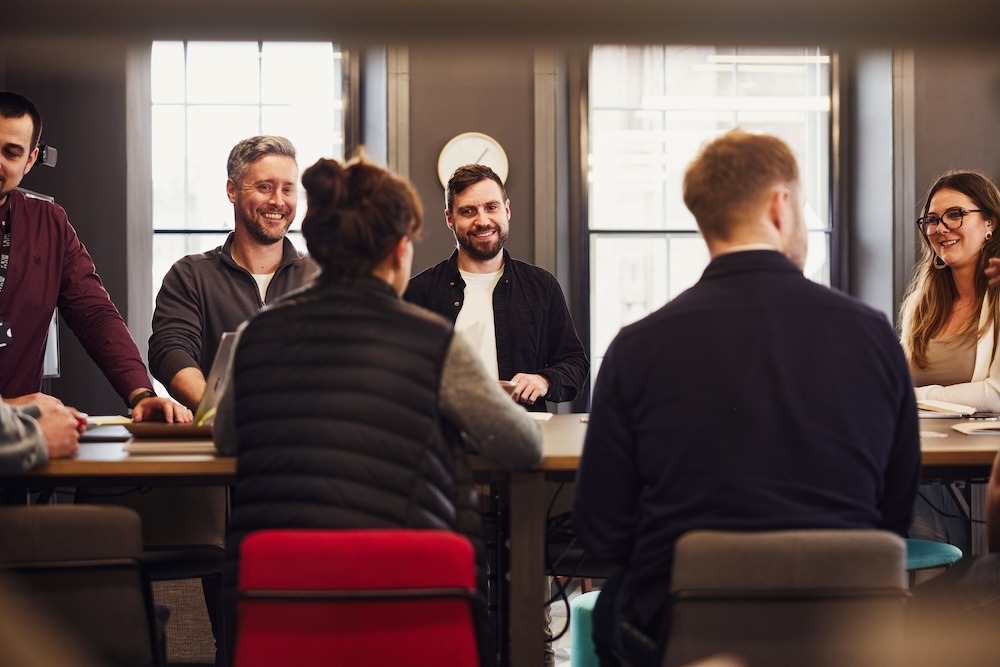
<box><xmin>910</xmin><ymin>335</ymin><xmax>976</xmax><ymax>387</ymax></box>
<box><xmin>902</xmin><ymin>296</ymin><xmax>1000</xmax><ymax>412</ymax></box>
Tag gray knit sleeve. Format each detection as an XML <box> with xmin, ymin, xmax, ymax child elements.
<box><xmin>0</xmin><ymin>403</ymin><xmax>48</xmax><ymax>472</ymax></box>
<box><xmin>439</xmin><ymin>332</ymin><xmax>544</xmax><ymax>470</ymax></box>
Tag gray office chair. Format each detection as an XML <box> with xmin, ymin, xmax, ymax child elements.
<box><xmin>661</xmin><ymin>529</ymin><xmax>909</xmax><ymax>667</ymax></box>
<box><xmin>75</xmin><ymin>485</ymin><xmax>227</xmax><ymax>664</ymax></box>
<box><xmin>0</xmin><ymin>504</ymin><xmax>166</xmax><ymax>667</ymax></box>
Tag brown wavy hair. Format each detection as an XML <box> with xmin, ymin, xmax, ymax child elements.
<box><xmin>301</xmin><ymin>153</ymin><xmax>423</xmax><ymax>280</ymax></box>
<box><xmin>900</xmin><ymin>170</ymin><xmax>1000</xmax><ymax>369</ymax></box>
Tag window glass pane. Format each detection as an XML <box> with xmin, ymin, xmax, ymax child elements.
<box><xmin>805</xmin><ymin>230</ymin><xmax>830</xmax><ymax>285</ymax></box>
<box><xmin>186</xmin><ymin>42</ymin><xmax>261</xmax><ymax>104</ymax></box>
<box><xmin>184</xmin><ymin>105</ymin><xmax>262</xmax><ymax>230</ymax></box>
<box><xmin>151</xmin><ymin>42</ymin><xmax>185</xmax><ymax>104</ymax></box>
<box><xmin>152</xmin><ymin>105</ymin><xmax>186</xmax><ymax>229</ymax></box>
<box><xmin>588</xmin><ymin>45</ymin><xmax>832</xmax><ymax>368</ymax></box>
<box><xmin>261</xmin><ymin>43</ymin><xmax>338</xmax><ymax>105</ymax></box>
<box><xmin>590</xmin><ymin>234</ymin><xmax>711</xmax><ymax>367</ymax></box>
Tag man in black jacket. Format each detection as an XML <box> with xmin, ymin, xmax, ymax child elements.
<box><xmin>405</xmin><ymin>164</ymin><xmax>588</xmax><ymax>412</ymax></box>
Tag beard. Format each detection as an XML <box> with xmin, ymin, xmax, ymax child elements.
<box><xmin>240</xmin><ymin>209</ymin><xmax>292</xmax><ymax>246</ymax></box>
<box><xmin>454</xmin><ymin>225</ymin><xmax>509</xmax><ymax>262</ymax></box>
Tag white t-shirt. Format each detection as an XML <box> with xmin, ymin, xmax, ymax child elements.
<box><xmin>252</xmin><ymin>272</ymin><xmax>275</xmax><ymax>303</ymax></box>
<box><xmin>455</xmin><ymin>268</ymin><xmax>503</xmax><ymax>380</ymax></box>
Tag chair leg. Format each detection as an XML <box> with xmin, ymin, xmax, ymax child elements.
<box><xmin>202</xmin><ymin>573</ymin><xmax>226</xmax><ymax>667</ymax></box>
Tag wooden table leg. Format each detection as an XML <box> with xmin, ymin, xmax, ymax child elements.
<box><xmin>508</xmin><ymin>470</ymin><xmax>546</xmax><ymax>666</ymax></box>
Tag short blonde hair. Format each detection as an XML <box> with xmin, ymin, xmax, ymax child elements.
<box><xmin>683</xmin><ymin>129</ymin><xmax>799</xmax><ymax>241</ymax></box>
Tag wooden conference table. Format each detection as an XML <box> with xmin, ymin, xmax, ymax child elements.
<box><xmin>1</xmin><ymin>414</ymin><xmax>995</xmax><ymax>666</ymax></box>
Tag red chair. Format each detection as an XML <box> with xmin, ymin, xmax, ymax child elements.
<box><xmin>235</xmin><ymin>529</ymin><xmax>484</xmax><ymax>667</ymax></box>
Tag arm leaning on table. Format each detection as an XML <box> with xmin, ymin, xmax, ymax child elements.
<box><xmin>439</xmin><ymin>332</ymin><xmax>544</xmax><ymax>470</ymax></box>
<box><xmin>0</xmin><ymin>400</ymin><xmax>79</xmax><ymax>472</ymax></box>
<box><xmin>148</xmin><ymin>260</ymin><xmax>211</xmax><ymax>412</ymax></box>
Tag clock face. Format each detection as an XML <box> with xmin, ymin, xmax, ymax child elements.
<box><xmin>437</xmin><ymin>132</ymin><xmax>509</xmax><ymax>187</ymax></box>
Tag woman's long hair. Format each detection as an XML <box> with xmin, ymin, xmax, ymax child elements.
<box><xmin>300</xmin><ymin>153</ymin><xmax>422</xmax><ymax>280</ymax></box>
<box><xmin>900</xmin><ymin>170</ymin><xmax>1000</xmax><ymax>369</ymax></box>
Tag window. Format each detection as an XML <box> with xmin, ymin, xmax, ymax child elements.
<box><xmin>587</xmin><ymin>45</ymin><xmax>832</xmax><ymax>373</ymax></box>
<box><xmin>150</xmin><ymin>40</ymin><xmax>344</xmax><ymax>313</ymax></box>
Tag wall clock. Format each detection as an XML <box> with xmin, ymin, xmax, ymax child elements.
<box><xmin>437</xmin><ymin>132</ymin><xmax>509</xmax><ymax>187</ymax></box>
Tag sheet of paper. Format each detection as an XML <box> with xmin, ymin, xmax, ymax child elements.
<box><xmin>951</xmin><ymin>421</ymin><xmax>1000</xmax><ymax>436</ymax></box>
<box><xmin>86</xmin><ymin>415</ymin><xmax>133</xmax><ymax>426</ymax></box>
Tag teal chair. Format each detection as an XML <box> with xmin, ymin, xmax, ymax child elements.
<box><xmin>570</xmin><ymin>590</ymin><xmax>602</xmax><ymax>667</ymax></box>
<box><xmin>905</xmin><ymin>538</ymin><xmax>962</xmax><ymax>584</ymax></box>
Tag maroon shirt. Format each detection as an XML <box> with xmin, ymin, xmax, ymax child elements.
<box><xmin>0</xmin><ymin>190</ymin><xmax>152</xmax><ymax>402</ymax></box>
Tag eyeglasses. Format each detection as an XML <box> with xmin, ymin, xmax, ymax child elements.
<box><xmin>916</xmin><ymin>207</ymin><xmax>984</xmax><ymax>235</ymax></box>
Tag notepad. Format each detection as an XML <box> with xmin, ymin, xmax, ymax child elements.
<box><xmin>917</xmin><ymin>399</ymin><xmax>976</xmax><ymax>417</ymax></box>
<box><xmin>951</xmin><ymin>421</ymin><xmax>1000</xmax><ymax>436</ymax></box>
<box><xmin>123</xmin><ymin>440</ymin><xmax>217</xmax><ymax>455</ymax></box>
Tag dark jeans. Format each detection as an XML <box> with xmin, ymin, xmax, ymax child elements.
<box><xmin>591</xmin><ymin>570</ymin><xmax>663</xmax><ymax>667</ymax></box>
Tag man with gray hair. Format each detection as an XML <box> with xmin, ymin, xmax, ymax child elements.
<box><xmin>149</xmin><ymin>135</ymin><xmax>318</xmax><ymax>408</ymax></box>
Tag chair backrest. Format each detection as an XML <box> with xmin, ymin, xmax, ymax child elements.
<box><xmin>235</xmin><ymin>529</ymin><xmax>483</xmax><ymax>667</ymax></box>
<box><xmin>662</xmin><ymin>529</ymin><xmax>909</xmax><ymax>667</ymax></box>
<box><xmin>0</xmin><ymin>504</ymin><xmax>162</xmax><ymax>667</ymax></box>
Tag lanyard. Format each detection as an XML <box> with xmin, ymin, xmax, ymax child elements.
<box><xmin>0</xmin><ymin>220</ymin><xmax>8</xmax><ymax>296</ymax></box>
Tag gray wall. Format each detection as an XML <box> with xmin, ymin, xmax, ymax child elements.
<box><xmin>913</xmin><ymin>47</ymin><xmax>1000</xmax><ymax>208</ymax></box>
<box><xmin>406</xmin><ymin>45</ymin><xmax>537</xmax><ymax>274</ymax></box>
<box><xmin>2</xmin><ymin>40</ymin><xmax>134</xmax><ymax>414</ymax></box>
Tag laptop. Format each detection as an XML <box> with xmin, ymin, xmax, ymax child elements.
<box><xmin>124</xmin><ymin>331</ymin><xmax>239</xmax><ymax>439</ymax></box>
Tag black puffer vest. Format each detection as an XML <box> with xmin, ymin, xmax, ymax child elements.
<box><xmin>225</xmin><ymin>276</ymin><xmax>484</xmax><ymax>582</ymax></box>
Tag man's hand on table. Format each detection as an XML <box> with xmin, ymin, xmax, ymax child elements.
<box><xmin>508</xmin><ymin>373</ymin><xmax>551</xmax><ymax>406</ymax></box>
<box><xmin>36</xmin><ymin>401</ymin><xmax>82</xmax><ymax>459</ymax></box>
<box><xmin>131</xmin><ymin>395</ymin><xmax>193</xmax><ymax>423</ymax></box>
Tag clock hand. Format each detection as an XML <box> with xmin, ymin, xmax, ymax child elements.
<box><xmin>475</xmin><ymin>147</ymin><xmax>489</xmax><ymax>163</ymax></box>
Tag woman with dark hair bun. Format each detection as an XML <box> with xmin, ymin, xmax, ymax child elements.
<box><xmin>214</xmin><ymin>155</ymin><xmax>543</xmax><ymax>662</ymax></box>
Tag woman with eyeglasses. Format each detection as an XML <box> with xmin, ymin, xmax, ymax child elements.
<box><xmin>899</xmin><ymin>170</ymin><xmax>1000</xmax><ymax>551</ymax></box>
<box><xmin>900</xmin><ymin>170</ymin><xmax>1000</xmax><ymax>409</ymax></box>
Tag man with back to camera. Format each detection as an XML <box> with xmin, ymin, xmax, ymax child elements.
<box><xmin>572</xmin><ymin>130</ymin><xmax>920</xmax><ymax>666</ymax></box>
<box><xmin>148</xmin><ymin>135</ymin><xmax>318</xmax><ymax>412</ymax></box>
<box><xmin>404</xmin><ymin>164</ymin><xmax>589</xmax><ymax>411</ymax></box>
<box><xmin>0</xmin><ymin>90</ymin><xmax>188</xmax><ymax>422</ymax></box>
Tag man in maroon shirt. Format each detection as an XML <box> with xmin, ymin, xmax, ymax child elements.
<box><xmin>0</xmin><ymin>90</ymin><xmax>188</xmax><ymax>422</ymax></box>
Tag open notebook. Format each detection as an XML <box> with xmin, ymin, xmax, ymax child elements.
<box><xmin>124</xmin><ymin>331</ymin><xmax>238</xmax><ymax>446</ymax></box>
<box><xmin>917</xmin><ymin>399</ymin><xmax>975</xmax><ymax>418</ymax></box>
